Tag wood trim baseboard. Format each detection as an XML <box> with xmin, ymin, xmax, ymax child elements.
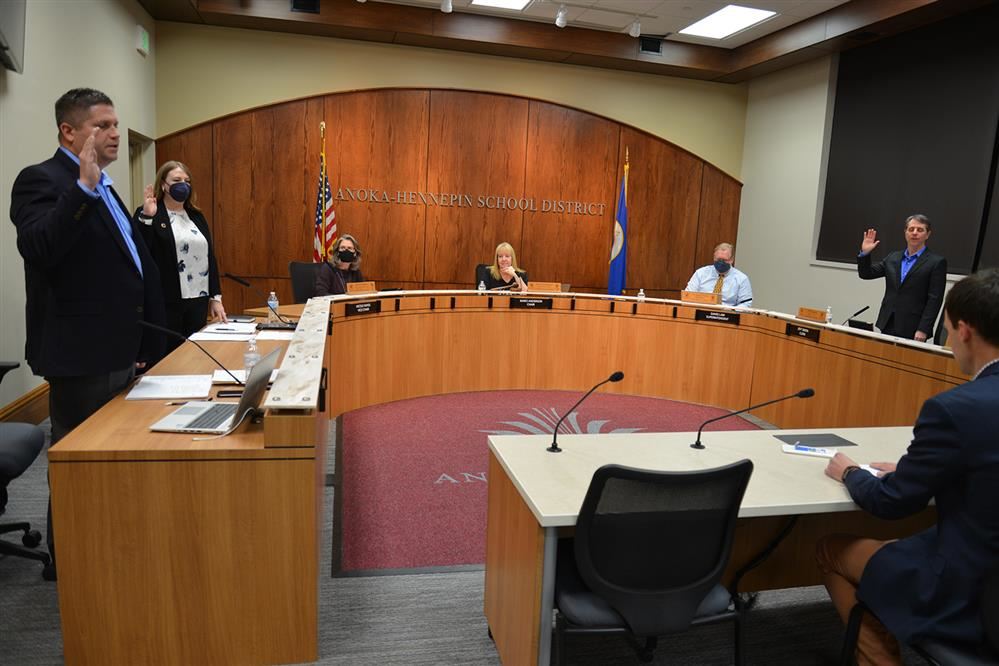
<box><xmin>0</xmin><ymin>382</ymin><xmax>49</xmax><ymax>425</ymax></box>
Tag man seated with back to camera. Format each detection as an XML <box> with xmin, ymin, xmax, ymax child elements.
<box><xmin>816</xmin><ymin>268</ymin><xmax>999</xmax><ymax>665</ymax></box>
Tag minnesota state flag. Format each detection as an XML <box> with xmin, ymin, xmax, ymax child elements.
<box><xmin>607</xmin><ymin>154</ymin><xmax>629</xmax><ymax>295</ymax></box>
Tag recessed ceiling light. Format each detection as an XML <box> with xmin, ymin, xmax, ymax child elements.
<box><xmin>678</xmin><ymin>4</ymin><xmax>776</xmax><ymax>39</ymax></box>
<box><xmin>471</xmin><ymin>0</ymin><xmax>532</xmax><ymax>10</ymax></box>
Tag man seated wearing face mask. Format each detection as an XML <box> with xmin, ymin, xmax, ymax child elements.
<box><xmin>315</xmin><ymin>234</ymin><xmax>365</xmax><ymax>296</ymax></box>
<box><xmin>684</xmin><ymin>242</ymin><xmax>753</xmax><ymax>308</ymax></box>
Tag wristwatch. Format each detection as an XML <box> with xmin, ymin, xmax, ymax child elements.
<box><xmin>841</xmin><ymin>465</ymin><xmax>860</xmax><ymax>483</ymax></box>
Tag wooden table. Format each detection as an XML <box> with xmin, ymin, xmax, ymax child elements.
<box><xmin>484</xmin><ymin>427</ymin><xmax>935</xmax><ymax>665</ymax></box>
<box><xmin>49</xmin><ymin>318</ymin><xmax>327</xmax><ymax>664</ymax></box>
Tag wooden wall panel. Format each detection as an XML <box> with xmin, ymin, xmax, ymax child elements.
<box><xmin>424</xmin><ymin>91</ymin><xmax>529</xmax><ymax>286</ymax></box>
<box><xmin>159</xmin><ymin>89</ymin><xmax>742</xmax><ymax>298</ymax></box>
<box><xmin>695</xmin><ymin>164</ymin><xmax>743</xmax><ymax>269</ymax></box>
<box><xmin>325</xmin><ymin>90</ymin><xmax>429</xmax><ymax>284</ymax></box>
<box><xmin>621</xmin><ymin>126</ymin><xmax>704</xmax><ymax>296</ymax></box>
<box><xmin>520</xmin><ymin>101</ymin><xmax>619</xmax><ymax>288</ymax></box>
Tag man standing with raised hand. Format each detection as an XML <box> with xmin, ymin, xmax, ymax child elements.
<box><xmin>857</xmin><ymin>215</ymin><xmax>947</xmax><ymax>341</ymax></box>
<box><xmin>10</xmin><ymin>88</ymin><xmax>164</xmax><ymax>579</ymax></box>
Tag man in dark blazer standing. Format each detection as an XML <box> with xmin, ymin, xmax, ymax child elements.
<box><xmin>817</xmin><ymin>268</ymin><xmax>999</xmax><ymax>665</ymax></box>
<box><xmin>857</xmin><ymin>215</ymin><xmax>947</xmax><ymax>341</ymax></box>
<box><xmin>9</xmin><ymin>88</ymin><xmax>165</xmax><ymax>578</ymax></box>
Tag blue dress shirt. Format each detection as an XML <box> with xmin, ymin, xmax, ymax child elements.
<box><xmin>685</xmin><ymin>265</ymin><xmax>753</xmax><ymax>307</ymax></box>
<box><xmin>59</xmin><ymin>146</ymin><xmax>143</xmax><ymax>277</ymax></box>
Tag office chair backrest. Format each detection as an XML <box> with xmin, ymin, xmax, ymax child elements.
<box><xmin>475</xmin><ymin>263</ymin><xmax>490</xmax><ymax>287</ymax></box>
<box><xmin>574</xmin><ymin>459</ymin><xmax>753</xmax><ymax>637</ymax></box>
<box><xmin>289</xmin><ymin>261</ymin><xmax>323</xmax><ymax>304</ymax></box>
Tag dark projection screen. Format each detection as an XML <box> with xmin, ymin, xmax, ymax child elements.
<box><xmin>817</xmin><ymin>4</ymin><xmax>999</xmax><ymax>274</ymax></box>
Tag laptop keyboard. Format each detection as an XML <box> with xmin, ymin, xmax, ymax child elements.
<box><xmin>186</xmin><ymin>403</ymin><xmax>239</xmax><ymax>429</ymax></box>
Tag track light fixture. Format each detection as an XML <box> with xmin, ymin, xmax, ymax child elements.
<box><xmin>441</xmin><ymin>0</ymin><xmax>453</xmax><ymax>13</ymax></box>
<box><xmin>628</xmin><ymin>18</ymin><xmax>641</xmax><ymax>38</ymax></box>
<box><xmin>554</xmin><ymin>4</ymin><xmax>568</xmax><ymax>28</ymax></box>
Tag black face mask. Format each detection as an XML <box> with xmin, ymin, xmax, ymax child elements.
<box><xmin>713</xmin><ymin>259</ymin><xmax>732</xmax><ymax>274</ymax></box>
<box><xmin>337</xmin><ymin>249</ymin><xmax>356</xmax><ymax>264</ymax></box>
<box><xmin>168</xmin><ymin>182</ymin><xmax>191</xmax><ymax>203</ymax></box>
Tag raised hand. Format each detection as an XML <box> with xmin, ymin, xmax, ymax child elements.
<box><xmin>142</xmin><ymin>183</ymin><xmax>158</xmax><ymax>217</ymax></box>
<box><xmin>500</xmin><ymin>265</ymin><xmax>516</xmax><ymax>280</ymax></box>
<box><xmin>860</xmin><ymin>228</ymin><xmax>880</xmax><ymax>255</ymax></box>
<box><xmin>79</xmin><ymin>129</ymin><xmax>101</xmax><ymax>190</ymax></box>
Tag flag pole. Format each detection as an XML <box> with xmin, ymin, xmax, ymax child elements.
<box><xmin>320</xmin><ymin>121</ymin><xmax>328</xmax><ymax>260</ymax></box>
<box><xmin>624</xmin><ymin>147</ymin><xmax>629</xmax><ymax>197</ymax></box>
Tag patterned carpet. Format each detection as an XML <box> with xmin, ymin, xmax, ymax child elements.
<box><xmin>335</xmin><ymin>390</ymin><xmax>759</xmax><ymax>574</ymax></box>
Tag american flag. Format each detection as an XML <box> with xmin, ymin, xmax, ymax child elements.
<box><xmin>313</xmin><ymin>155</ymin><xmax>336</xmax><ymax>262</ymax></box>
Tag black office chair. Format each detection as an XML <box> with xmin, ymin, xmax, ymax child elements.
<box><xmin>0</xmin><ymin>362</ymin><xmax>50</xmax><ymax>568</ymax></box>
<box><xmin>475</xmin><ymin>263</ymin><xmax>490</xmax><ymax>289</ymax></box>
<box><xmin>553</xmin><ymin>459</ymin><xmax>754</xmax><ymax>665</ymax></box>
<box><xmin>840</xmin><ymin>564</ymin><xmax>999</xmax><ymax>666</ymax></box>
<box><xmin>289</xmin><ymin>260</ymin><xmax>323</xmax><ymax>304</ymax></box>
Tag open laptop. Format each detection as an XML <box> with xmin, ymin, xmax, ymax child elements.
<box><xmin>150</xmin><ymin>348</ymin><xmax>280</xmax><ymax>434</ymax></box>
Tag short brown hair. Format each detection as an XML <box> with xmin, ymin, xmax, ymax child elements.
<box><xmin>55</xmin><ymin>88</ymin><xmax>113</xmax><ymax>128</ymax></box>
<box><xmin>945</xmin><ymin>269</ymin><xmax>999</xmax><ymax>346</ymax></box>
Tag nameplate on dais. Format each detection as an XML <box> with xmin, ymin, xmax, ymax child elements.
<box><xmin>510</xmin><ymin>298</ymin><xmax>554</xmax><ymax>309</ymax></box>
<box><xmin>345</xmin><ymin>301</ymin><xmax>382</xmax><ymax>316</ymax></box>
<box><xmin>785</xmin><ymin>323</ymin><xmax>821</xmax><ymax>342</ymax></box>
<box><xmin>695</xmin><ymin>309</ymin><xmax>740</xmax><ymax>325</ymax></box>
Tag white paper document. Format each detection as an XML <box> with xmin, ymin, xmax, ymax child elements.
<box><xmin>189</xmin><ymin>331</ymin><xmax>254</xmax><ymax>341</ymax></box>
<box><xmin>212</xmin><ymin>369</ymin><xmax>280</xmax><ymax>385</ymax></box>
<box><xmin>255</xmin><ymin>330</ymin><xmax>295</xmax><ymax>341</ymax></box>
<box><xmin>202</xmin><ymin>322</ymin><xmax>258</xmax><ymax>334</ymax></box>
<box><xmin>125</xmin><ymin>374</ymin><xmax>213</xmax><ymax>400</ymax></box>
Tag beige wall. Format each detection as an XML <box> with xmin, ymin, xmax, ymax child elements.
<box><xmin>0</xmin><ymin>0</ymin><xmax>157</xmax><ymax>407</ymax></box>
<box><xmin>735</xmin><ymin>56</ymin><xmax>958</xmax><ymax>323</ymax></box>
<box><xmin>154</xmin><ymin>22</ymin><xmax>748</xmax><ymax>179</ymax></box>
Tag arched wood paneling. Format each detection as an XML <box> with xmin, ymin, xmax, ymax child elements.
<box><xmin>521</xmin><ymin>101</ymin><xmax>619</xmax><ymax>288</ymax></box>
<box><xmin>326</xmin><ymin>90</ymin><xmax>429</xmax><ymax>285</ymax></box>
<box><xmin>695</xmin><ymin>164</ymin><xmax>743</xmax><ymax>271</ymax></box>
<box><xmin>425</xmin><ymin>91</ymin><xmax>530</xmax><ymax>286</ymax></box>
<box><xmin>153</xmin><ymin>89</ymin><xmax>742</xmax><ymax>299</ymax></box>
<box><xmin>621</xmin><ymin>126</ymin><xmax>704</xmax><ymax>298</ymax></box>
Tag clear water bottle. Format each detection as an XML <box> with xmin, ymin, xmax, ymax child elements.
<box><xmin>267</xmin><ymin>291</ymin><xmax>279</xmax><ymax>323</ymax></box>
<box><xmin>244</xmin><ymin>335</ymin><xmax>261</xmax><ymax>376</ymax></box>
<box><xmin>477</xmin><ymin>280</ymin><xmax>486</xmax><ymax>294</ymax></box>
<box><xmin>825</xmin><ymin>306</ymin><xmax>833</xmax><ymax>324</ymax></box>
<box><xmin>636</xmin><ymin>288</ymin><xmax>646</xmax><ymax>302</ymax></box>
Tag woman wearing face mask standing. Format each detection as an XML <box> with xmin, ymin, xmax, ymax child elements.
<box><xmin>134</xmin><ymin>161</ymin><xmax>226</xmax><ymax>351</ymax></box>
<box><xmin>315</xmin><ymin>234</ymin><xmax>364</xmax><ymax>296</ymax></box>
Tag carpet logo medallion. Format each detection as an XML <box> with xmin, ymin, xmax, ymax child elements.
<box><xmin>338</xmin><ymin>391</ymin><xmax>758</xmax><ymax>573</ymax></box>
<box><xmin>478</xmin><ymin>407</ymin><xmax>645</xmax><ymax>437</ymax></box>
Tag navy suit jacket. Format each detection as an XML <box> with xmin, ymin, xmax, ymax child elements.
<box><xmin>10</xmin><ymin>149</ymin><xmax>165</xmax><ymax>377</ymax></box>
<box><xmin>847</xmin><ymin>362</ymin><xmax>999</xmax><ymax>645</ymax></box>
<box><xmin>858</xmin><ymin>248</ymin><xmax>947</xmax><ymax>339</ymax></box>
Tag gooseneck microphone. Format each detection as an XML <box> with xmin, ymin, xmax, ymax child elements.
<box><xmin>547</xmin><ymin>371</ymin><xmax>625</xmax><ymax>453</ymax></box>
<box><xmin>841</xmin><ymin>305</ymin><xmax>870</xmax><ymax>326</ymax></box>
<box><xmin>222</xmin><ymin>273</ymin><xmax>297</xmax><ymax>328</ymax></box>
<box><xmin>137</xmin><ymin>320</ymin><xmax>244</xmax><ymax>385</ymax></box>
<box><xmin>691</xmin><ymin>388</ymin><xmax>814</xmax><ymax>450</ymax></box>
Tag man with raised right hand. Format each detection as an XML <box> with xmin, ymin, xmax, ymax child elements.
<box><xmin>10</xmin><ymin>88</ymin><xmax>165</xmax><ymax>579</ymax></box>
